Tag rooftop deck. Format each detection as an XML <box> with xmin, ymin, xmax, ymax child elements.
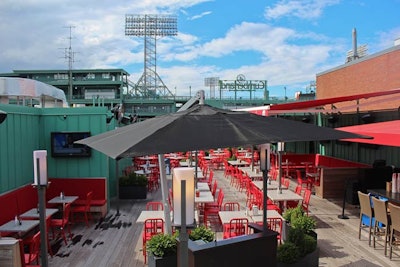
<box><xmin>47</xmin><ymin>169</ymin><xmax>400</xmax><ymax>267</ymax></box>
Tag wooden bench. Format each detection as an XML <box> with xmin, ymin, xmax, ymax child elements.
<box><xmin>47</xmin><ymin>177</ymin><xmax>108</xmax><ymax>218</ymax></box>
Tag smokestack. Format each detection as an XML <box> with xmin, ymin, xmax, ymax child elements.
<box><xmin>352</xmin><ymin>28</ymin><xmax>358</xmax><ymax>60</ymax></box>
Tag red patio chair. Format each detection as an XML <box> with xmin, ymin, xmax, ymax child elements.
<box><xmin>223</xmin><ymin>202</ymin><xmax>240</xmax><ymax>211</ymax></box>
<box><xmin>71</xmin><ymin>191</ymin><xmax>93</xmax><ymax>227</ymax></box>
<box><xmin>223</xmin><ymin>218</ymin><xmax>249</xmax><ymax>239</ymax></box>
<box><xmin>50</xmin><ymin>202</ymin><xmax>72</xmax><ymax>245</ymax></box>
<box><xmin>142</xmin><ymin>218</ymin><xmax>164</xmax><ymax>263</ymax></box>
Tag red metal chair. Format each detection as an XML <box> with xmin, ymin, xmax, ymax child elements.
<box><xmin>286</xmin><ymin>185</ymin><xmax>302</xmax><ymax>209</ymax></box>
<box><xmin>296</xmin><ymin>170</ymin><xmax>310</xmax><ymax>191</ymax></box>
<box><xmin>50</xmin><ymin>202</ymin><xmax>72</xmax><ymax>245</ymax></box>
<box><xmin>223</xmin><ymin>202</ymin><xmax>240</xmax><ymax>211</ymax></box>
<box><xmin>23</xmin><ymin>231</ymin><xmax>40</xmax><ymax>265</ymax></box>
<box><xmin>267</xmin><ymin>217</ymin><xmax>283</xmax><ymax>244</ymax></box>
<box><xmin>211</xmin><ymin>179</ymin><xmax>218</xmax><ymax>197</ymax></box>
<box><xmin>203</xmin><ymin>190</ymin><xmax>224</xmax><ymax>225</ymax></box>
<box><xmin>223</xmin><ymin>218</ymin><xmax>249</xmax><ymax>239</ymax></box>
<box><xmin>146</xmin><ymin>201</ymin><xmax>164</xmax><ymax>211</ymax></box>
<box><xmin>71</xmin><ymin>191</ymin><xmax>93</xmax><ymax>227</ymax></box>
<box><xmin>302</xmin><ymin>189</ymin><xmax>312</xmax><ymax>216</ymax></box>
<box><xmin>142</xmin><ymin>218</ymin><xmax>164</xmax><ymax>263</ymax></box>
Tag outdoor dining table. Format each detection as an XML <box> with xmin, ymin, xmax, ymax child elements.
<box><xmin>267</xmin><ymin>189</ymin><xmax>303</xmax><ymax>209</ymax></box>
<box><xmin>134</xmin><ymin>169</ymin><xmax>152</xmax><ymax>175</ymax></box>
<box><xmin>136</xmin><ymin>210</ymin><xmax>165</xmax><ymax>223</ymax></box>
<box><xmin>195</xmin><ymin>191</ymin><xmax>214</xmax><ymax>203</ymax></box>
<box><xmin>252</xmin><ymin>180</ymin><xmax>281</xmax><ymax>191</ymax></box>
<box><xmin>239</xmin><ymin>166</ymin><xmax>262</xmax><ymax>180</ymax></box>
<box><xmin>136</xmin><ymin>210</ymin><xmax>199</xmax><ymax>224</ymax></box>
<box><xmin>139</xmin><ymin>164</ymin><xmax>157</xmax><ymax>169</ymax></box>
<box><xmin>367</xmin><ymin>189</ymin><xmax>400</xmax><ymax>205</ymax></box>
<box><xmin>228</xmin><ymin>160</ymin><xmax>250</xmax><ymax>167</ymax></box>
<box><xmin>48</xmin><ymin>195</ymin><xmax>78</xmax><ymax>205</ymax></box>
<box><xmin>196</xmin><ymin>182</ymin><xmax>210</xmax><ymax>191</ymax></box>
<box><xmin>19</xmin><ymin>208</ymin><xmax>59</xmax><ymax>219</ymax></box>
<box><xmin>218</xmin><ymin>210</ymin><xmax>283</xmax><ymax>225</ymax></box>
<box><xmin>0</xmin><ymin>219</ymin><xmax>39</xmax><ymax>238</ymax></box>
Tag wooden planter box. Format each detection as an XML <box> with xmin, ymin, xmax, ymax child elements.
<box><xmin>119</xmin><ymin>185</ymin><xmax>147</xmax><ymax>199</ymax></box>
<box><xmin>148</xmin><ymin>254</ymin><xmax>177</xmax><ymax>267</ymax></box>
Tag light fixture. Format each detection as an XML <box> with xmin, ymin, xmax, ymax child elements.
<box><xmin>277</xmin><ymin>142</ymin><xmax>285</xmax><ymax>152</ymax></box>
<box><xmin>173</xmin><ymin>167</ymin><xmax>195</xmax><ymax>225</ymax></box>
<box><xmin>33</xmin><ymin>150</ymin><xmax>48</xmax><ymax>186</ymax></box>
<box><xmin>328</xmin><ymin>114</ymin><xmax>339</xmax><ymax>124</ymax></box>
<box><xmin>259</xmin><ymin>143</ymin><xmax>270</xmax><ymax>171</ymax></box>
<box><xmin>361</xmin><ymin>113</ymin><xmax>375</xmax><ymax>123</ymax></box>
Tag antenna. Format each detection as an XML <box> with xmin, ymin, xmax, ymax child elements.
<box><xmin>63</xmin><ymin>25</ymin><xmax>78</xmax><ymax>104</ymax></box>
<box><xmin>346</xmin><ymin>28</ymin><xmax>368</xmax><ymax>63</ymax></box>
<box><xmin>125</xmin><ymin>14</ymin><xmax>177</xmax><ymax>98</ymax></box>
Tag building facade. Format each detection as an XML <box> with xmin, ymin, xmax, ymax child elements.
<box><xmin>316</xmin><ymin>44</ymin><xmax>400</xmax><ymax>112</ymax></box>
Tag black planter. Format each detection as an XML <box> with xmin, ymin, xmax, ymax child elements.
<box><xmin>277</xmin><ymin>247</ymin><xmax>319</xmax><ymax>267</ymax></box>
<box><xmin>148</xmin><ymin>254</ymin><xmax>177</xmax><ymax>267</ymax></box>
<box><xmin>119</xmin><ymin>185</ymin><xmax>147</xmax><ymax>199</ymax></box>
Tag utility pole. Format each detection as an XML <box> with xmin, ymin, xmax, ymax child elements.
<box><xmin>64</xmin><ymin>25</ymin><xmax>76</xmax><ymax>105</ymax></box>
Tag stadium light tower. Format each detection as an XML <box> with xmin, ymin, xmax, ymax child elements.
<box><xmin>125</xmin><ymin>14</ymin><xmax>177</xmax><ymax>98</ymax></box>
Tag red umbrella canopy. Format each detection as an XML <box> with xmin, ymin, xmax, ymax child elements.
<box><xmin>337</xmin><ymin>120</ymin><xmax>400</xmax><ymax>147</ymax></box>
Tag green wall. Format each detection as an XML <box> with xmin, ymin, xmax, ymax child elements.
<box><xmin>0</xmin><ymin>104</ymin><xmax>122</xmax><ymax>198</ymax></box>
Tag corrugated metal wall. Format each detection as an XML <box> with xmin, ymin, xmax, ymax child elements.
<box><xmin>0</xmin><ymin>104</ymin><xmax>122</xmax><ymax>198</ymax></box>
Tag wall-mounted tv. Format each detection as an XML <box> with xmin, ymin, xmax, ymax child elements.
<box><xmin>51</xmin><ymin>132</ymin><xmax>91</xmax><ymax>157</ymax></box>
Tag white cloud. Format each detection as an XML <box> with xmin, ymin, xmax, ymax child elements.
<box><xmin>265</xmin><ymin>0</ymin><xmax>340</xmax><ymax>20</ymax></box>
<box><xmin>188</xmin><ymin>11</ymin><xmax>212</xmax><ymax>21</ymax></box>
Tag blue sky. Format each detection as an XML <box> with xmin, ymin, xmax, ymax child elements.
<box><xmin>0</xmin><ymin>0</ymin><xmax>399</xmax><ymax>99</ymax></box>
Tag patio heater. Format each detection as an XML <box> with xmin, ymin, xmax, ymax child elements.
<box><xmin>33</xmin><ymin>150</ymin><xmax>49</xmax><ymax>267</ymax></box>
<box><xmin>173</xmin><ymin>167</ymin><xmax>195</xmax><ymax>267</ymax></box>
<box><xmin>259</xmin><ymin>144</ymin><xmax>271</xmax><ymax>235</ymax></box>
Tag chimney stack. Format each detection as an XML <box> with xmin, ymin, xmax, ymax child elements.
<box><xmin>352</xmin><ymin>28</ymin><xmax>358</xmax><ymax>60</ymax></box>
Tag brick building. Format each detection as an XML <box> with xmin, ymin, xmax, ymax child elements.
<box><xmin>316</xmin><ymin>43</ymin><xmax>400</xmax><ymax>112</ymax></box>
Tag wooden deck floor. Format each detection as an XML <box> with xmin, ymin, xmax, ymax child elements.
<box><xmin>47</xmin><ymin>170</ymin><xmax>400</xmax><ymax>267</ymax></box>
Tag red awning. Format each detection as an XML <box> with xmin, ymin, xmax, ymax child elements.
<box><xmin>337</xmin><ymin>120</ymin><xmax>400</xmax><ymax>147</ymax></box>
<box><xmin>241</xmin><ymin>88</ymin><xmax>400</xmax><ymax>116</ymax></box>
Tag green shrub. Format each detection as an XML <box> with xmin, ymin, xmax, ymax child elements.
<box><xmin>303</xmin><ymin>234</ymin><xmax>317</xmax><ymax>255</ymax></box>
<box><xmin>146</xmin><ymin>233</ymin><xmax>178</xmax><ymax>258</ymax></box>
<box><xmin>119</xmin><ymin>172</ymin><xmax>147</xmax><ymax>186</ymax></box>
<box><xmin>279</xmin><ymin>205</ymin><xmax>318</xmax><ymax>263</ymax></box>
<box><xmin>283</xmin><ymin>205</ymin><xmax>304</xmax><ymax>223</ymax></box>
<box><xmin>189</xmin><ymin>226</ymin><xmax>214</xmax><ymax>242</ymax></box>
<box><xmin>288</xmin><ymin>227</ymin><xmax>305</xmax><ymax>248</ymax></box>
<box><xmin>277</xmin><ymin>242</ymin><xmax>300</xmax><ymax>264</ymax></box>
<box><xmin>291</xmin><ymin>214</ymin><xmax>316</xmax><ymax>234</ymax></box>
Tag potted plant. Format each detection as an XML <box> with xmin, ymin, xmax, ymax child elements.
<box><xmin>277</xmin><ymin>206</ymin><xmax>318</xmax><ymax>267</ymax></box>
<box><xmin>189</xmin><ymin>225</ymin><xmax>214</xmax><ymax>244</ymax></box>
<box><xmin>118</xmin><ymin>172</ymin><xmax>148</xmax><ymax>199</ymax></box>
<box><xmin>147</xmin><ymin>233</ymin><xmax>178</xmax><ymax>267</ymax></box>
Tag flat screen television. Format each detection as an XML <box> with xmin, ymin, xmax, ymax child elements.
<box><xmin>51</xmin><ymin>132</ymin><xmax>91</xmax><ymax>157</ymax></box>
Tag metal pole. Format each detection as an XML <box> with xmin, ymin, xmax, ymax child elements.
<box><xmin>38</xmin><ymin>185</ymin><xmax>48</xmax><ymax>267</ymax></box>
<box><xmin>158</xmin><ymin>154</ymin><xmax>172</xmax><ymax>234</ymax></box>
<box><xmin>116</xmin><ymin>159</ymin><xmax>120</xmax><ymax>215</ymax></box>
<box><xmin>262</xmin><ymin>169</ymin><xmax>268</xmax><ymax>235</ymax></box>
<box><xmin>179</xmin><ymin>180</ymin><xmax>188</xmax><ymax>267</ymax></box>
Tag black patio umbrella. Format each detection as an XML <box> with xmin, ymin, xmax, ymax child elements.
<box><xmin>76</xmin><ymin>103</ymin><xmax>370</xmax><ymax>237</ymax></box>
<box><xmin>76</xmin><ymin>104</ymin><xmax>369</xmax><ymax>159</ymax></box>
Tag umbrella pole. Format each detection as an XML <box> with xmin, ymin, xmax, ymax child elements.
<box><xmin>158</xmin><ymin>154</ymin><xmax>172</xmax><ymax>234</ymax></box>
<box><xmin>116</xmin><ymin>159</ymin><xmax>120</xmax><ymax>216</ymax></box>
<box><xmin>278</xmin><ymin>151</ymin><xmax>282</xmax><ymax>192</ymax></box>
<box><xmin>262</xmin><ymin>169</ymin><xmax>269</xmax><ymax>235</ymax></box>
